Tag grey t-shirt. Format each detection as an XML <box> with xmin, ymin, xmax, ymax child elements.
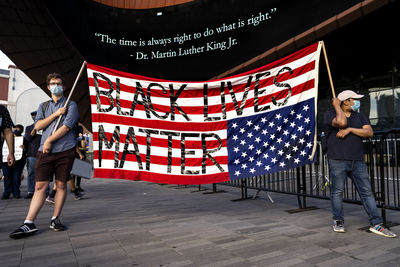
<box><xmin>323</xmin><ymin>109</ymin><xmax>370</xmax><ymax>161</ymax></box>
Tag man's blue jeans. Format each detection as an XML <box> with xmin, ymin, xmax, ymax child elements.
<box><xmin>2</xmin><ymin>160</ymin><xmax>24</xmax><ymax>197</ymax></box>
<box><xmin>26</xmin><ymin>157</ymin><xmax>36</xmax><ymax>194</ymax></box>
<box><xmin>328</xmin><ymin>159</ymin><xmax>382</xmax><ymax>226</ymax></box>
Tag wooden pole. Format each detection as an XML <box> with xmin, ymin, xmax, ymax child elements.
<box><xmin>52</xmin><ymin>61</ymin><xmax>87</xmax><ymax>134</ymax></box>
<box><xmin>321</xmin><ymin>41</ymin><xmax>336</xmax><ymax>98</ymax></box>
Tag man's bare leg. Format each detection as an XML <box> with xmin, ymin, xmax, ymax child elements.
<box><xmin>53</xmin><ymin>180</ymin><xmax>67</xmax><ymax>218</ymax></box>
<box><xmin>26</xmin><ymin>181</ymin><xmax>50</xmax><ymax>221</ymax></box>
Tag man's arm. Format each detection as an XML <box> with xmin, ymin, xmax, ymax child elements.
<box><xmin>35</xmin><ymin>107</ymin><xmax>66</xmax><ymax>131</ymax></box>
<box><xmin>331</xmin><ymin>98</ymin><xmax>347</xmax><ymax>129</ymax></box>
<box><xmin>336</xmin><ymin>124</ymin><xmax>373</xmax><ymax>139</ymax></box>
<box><xmin>3</xmin><ymin>128</ymin><xmax>15</xmax><ymax>166</ymax></box>
<box><xmin>42</xmin><ymin>125</ymin><xmax>70</xmax><ymax>153</ymax></box>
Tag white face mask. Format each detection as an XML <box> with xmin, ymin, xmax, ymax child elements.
<box><xmin>50</xmin><ymin>84</ymin><xmax>63</xmax><ymax>96</ymax></box>
<box><xmin>351</xmin><ymin>100</ymin><xmax>360</xmax><ymax>112</ymax></box>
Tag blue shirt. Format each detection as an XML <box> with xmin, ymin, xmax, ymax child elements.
<box><xmin>35</xmin><ymin>96</ymin><xmax>79</xmax><ymax>153</ymax></box>
<box><xmin>323</xmin><ymin>109</ymin><xmax>370</xmax><ymax>161</ymax></box>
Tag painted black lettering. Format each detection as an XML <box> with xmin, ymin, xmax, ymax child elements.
<box><xmin>147</xmin><ymin>83</ymin><xmax>170</xmax><ymax>119</ymax></box>
<box><xmin>227</xmin><ymin>75</ymin><xmax>252</xmax><ymax>116</ymax></box>
<box><xmin>181</xmin><ymin>133</ymin><xmax>200</xmax><ymax>174</ymax></box>
<box><xmin>98</xmin><ymin>125</ymin><xmax>120</xmax><ymax>168</ymax></box>
<box><xmin>254</xmin><ymin>72</ymin><xmax>271</xmax><ymax>112</ymax></box>
<box><xmin>201</xmin><ymin>133</ymin><xmax>224</xmax><ymax>173</ymax></box>
<box><xmin>160</xmin><ymin>131</ymin><xmax>180</xmax><ymax>173</ymax></box>
<box><xmin>272</xmin><ymin>67</ymin><xmax>293</xmax><ymax>107</ymax></box>
<box><xmin>139</xmin><ymin>128</ymin><xmax>159</xmax><ymax>171</ymax></box>
<box><xmin>120</xmin><ymin>127</ymin><xmax>143</xmax><ymax>169</ymax></box>
<box><xmin>130</xmin><ymin>82</ymin><xmax>151</xmax><ymax>118</ymax></box>
<box><xmin>169</xmin><ymin>83</ymin><xmax>190</xmax><ymax>121</ymax></box>
<box><xmin>116</xmin><ymin>78</ymin><xmax>129</xmax><ymax>115</ymax></box>
<box><xmin>93</xmin><ymin>72</ymin><xmax>114</xmax><ymax>113</ymax></box>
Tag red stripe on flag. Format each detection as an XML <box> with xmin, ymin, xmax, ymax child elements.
<box><xmin>91</xmin><ymin>114</ymin><xmax>228</xmax><ymax>132</ymax></box>
<box><xmin>94</xmin><ymin>168</ymin><xmax>229</xmax><ymax>185</ymax></box>
<box><xmin>87</xmin><ymin>61</ymin><xmax>316</xmax><ymax>98</ymax></box>
<box><xmin>92</xmin><ymin>132</ymin><xmax>227</xmax><ymax>149</ymax></box>
<box><xmin>90</xmin><ymin>79</ymin><xmax>315</xmax><ymax>116</ymax></box>
<box><xmin>93</xmin><ymin>150</ymin><xmax>228</xmax><ymax>167</ymax></box>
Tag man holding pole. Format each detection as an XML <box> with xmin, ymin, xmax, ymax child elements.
<box><xmin>324</xmin><ymin>90</ymin><xmax>396</xmax><ymax>238</ymax></box>
<box><xmin>9</xmin><ymin>73</ymin><xmax>79</xmax><ymax>239</ymax></box>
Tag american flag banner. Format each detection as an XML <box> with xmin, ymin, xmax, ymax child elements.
<box><xmin>88</xmin><ymin>41</ymin><xmax>322</xmax><ymax>184</ymax></box>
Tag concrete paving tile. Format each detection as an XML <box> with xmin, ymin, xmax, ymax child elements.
<box><xmin>247</xmin><ymin>250</ymin><xmax>286</xmax><ymax>262</ymax></box>
<box><xmin>364</xmin><ymin>252</ymin><xmax>400</xmax><ymax>265</ymax></box>
<box><xmin>354</xmin><ymin>249</ymin><xmax>388</xmax><ymax>261</ymax></box>
<box><xmin>172</xmin><ymin>239</ymin><xmax>214</xmax><ymax>250</ymax></box>
<box><xmin>199</xmin><ymin>256</ymin><xmax>247</xmax><ymax>267</ymax></box>
<box><xmin>2</xmin><ymin>178</ymin><xmax>400</xmax><ymax>266</ymax></box>
<box><xmin>217</xmin><ymin>237</ymin><xmax>255</xmax><ymax>249</ymax></box>
<box><xmin>305</xmin><ymin>251</ymin><xmax>345</xmax><ymax>265</ymax></box>
<box><xmin>315</xmin><ymin>255</ymin><xmax>362</xmax><ymax>267</ymax></box>
<box><xmin>161</xmin><ymin>260</ymin><xmax>195</xmax><ymax>267</ymax></box>
<box><xmin>0</xmin><ymin>258</ymin><xmax>22</xmax><ymax>267</ymax></box>
<box><xmin>20</xmin><ymin>254</ymin><xmax>78</xmax><ymax>267</ymax></box>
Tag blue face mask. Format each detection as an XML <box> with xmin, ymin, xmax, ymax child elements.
<box><xmin>351</xmin><ymin>100</ymin><xmax>360</xmax><ymax>112</ymax></box>
<box><xmin>49</xmin><ymin>84</ymin><xmax>63</xmax><ymax>96</ymax></box>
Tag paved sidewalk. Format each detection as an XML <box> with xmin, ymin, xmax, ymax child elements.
<box><xmin>1</xmin><ymin>177</ymin><xmax>400</xmax><ymax>266</ymax></box>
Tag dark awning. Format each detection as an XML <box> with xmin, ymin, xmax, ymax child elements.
<box><xmin>0</xmin><ymin>0</ymin><xmax>394</xmax><ymax>132</ymax></box>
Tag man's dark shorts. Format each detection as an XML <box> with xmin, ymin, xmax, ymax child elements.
<box><xmin>35</xmin><ymin>147</ymin><xmax>75</xmax><ymax>183</ymax></box>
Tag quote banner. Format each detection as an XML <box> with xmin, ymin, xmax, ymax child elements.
<box><xmin>88</xmin><ymin>41</ymin><xmax>322</xmax><ymax>184</ymax></box>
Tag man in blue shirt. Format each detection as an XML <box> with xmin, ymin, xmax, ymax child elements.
<box><xmin>324</xmin><ymin>90</ymin><xmax>396</xmax><ymax>238</ymax></box>
<box><xmin>10</xmin><ymin>73</ymin><xmax>79</xmax><ymax>239</ymax></box>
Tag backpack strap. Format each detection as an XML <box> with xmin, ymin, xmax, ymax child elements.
<box><xmin>41</xmin><ymin>100</ymin><xmax>52</xmax><ymax>117</ymax></box>
<box><xmin>40</xmin><ymin>100</ymin><xmax>52</xmax><ymax>132</ymax></box>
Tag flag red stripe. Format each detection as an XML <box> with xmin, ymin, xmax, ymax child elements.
<box><xmin>92</xmin><ymin>132</ymin><xmax>227</xmax><ymax>149</ymax></box>
<box><xmin>91</xmin><ymin>79</ymin><xmax>315</xmax><ymax>116</ymax></box>
<box><xmin>93</xmin><ymin>168</ymin><xmax>229</xmax><ymax>185</ymax></box>
<box><xmin>92</xmin><ymin>113</ymin><xmax>228</xmax><ymax>132</ymax></box>
<box><xmin>88</xmin><ymin>61</ymin><xmax>316</xmax><ymax>99</ymax></box>
<box><xmin>94</xmin><ymin>150</ymin><xmax>228</xmax><ymax>166</ymax></box>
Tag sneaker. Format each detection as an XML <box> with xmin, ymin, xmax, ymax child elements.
<box><xmin>77</xmin><ymin>186</ymin><xmax>85</xmax><ymax>192</ymax></box>
<box><xmin>333</xmin><ymin>220</ymin><xmax>346</xmax><ymax>233</ymax></box>
<box><xmin>9</xmin><ymin>223</ymin><xmax>38</xmax><ymax>239</ymax></box>
<box><xmin>72</xmin><ymin>189</ymin><xmax>84</xmax><ymax>200</ymax></box>
<box><xmin>45</xmin><ymin>196</ymin><xmax>55</xmax><ymax>204</ymax></box>
<box><xmin>369</xmin><ymin>224</ymin><xmax>397</xmax><ymax>238</ymax></box>
<box><xmin>24</xmin><ymin>193</ymin><xmax>34</xmax><ymax>199</ymax></box>
<box><xmin>50</xmin><ymin>217</ymin><xmax>66</xmax><ymax>231</ymax></box>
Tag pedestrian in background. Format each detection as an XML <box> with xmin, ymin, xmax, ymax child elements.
<box><xmin>24</xmin><ymin>111</ymin><xmax>42</xmax><ymax>199</ymax></box>
<box><xmin>2</xmin><ymin>124</ymin><xmax>26</xmax><ymax>199</ymax></box>
<box><xmin>0</xmin><ymin>105</ymin><xmax>15</xmax><ymax>199</ymax></box>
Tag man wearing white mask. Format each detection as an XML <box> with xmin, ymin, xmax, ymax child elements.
<box><xmin>324</xmin><ymin>90</ymin><xmax>396</xmax><ymax>238</ymax></box>
<box><xmin>10</xmin><ymin>73</ymin><xmax>79</xmax><ymax>239</ymax></box>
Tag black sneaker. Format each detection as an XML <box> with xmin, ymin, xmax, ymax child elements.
<box><xmin>9</xmin><ymin>223</ymin><xmax>38</xmax><ymax>239</ymax></box>
<box><xmin>24</xmin><ymin>193</ymin><xmax>34</xmax><ymax>199</ymax></box>
<box><xmin>72</xmin><ymin>189</ymin><xmax>85</xmax><ymax>200</ymax></box>
<box><xmin>50</xmin><ymin>217</ymin><xmax>66</xmax><ymax>231</ymax></box>
<box><xmin>77</xmin><ymin>187</ymin><xmax>85</xmax><ymax>192</ymax></box>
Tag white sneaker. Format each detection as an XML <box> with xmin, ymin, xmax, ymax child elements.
<box><xmin>45</xmin><ymin>196</ymin><xmax>55</xmax><ymax>204</ymax></box>
<box><xmin>369</xmin><ymin>224</ymin><xmax>397</xmax><ymax>238</ymax></box>
<box><xmin>333</xmin><ymin>220</ymin><xmax>346</xmax><ymax>233</ymax></box>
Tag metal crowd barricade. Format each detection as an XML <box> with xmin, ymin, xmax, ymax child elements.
<box><xmin>220</xmin><ymin>130</ymin><xmax>400</xmax><ymax>223</ymax></box>
<box><xmin>374</xmin><ymin>129</ymin><xmax>400</xmax><ymax>224</ymax></box>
